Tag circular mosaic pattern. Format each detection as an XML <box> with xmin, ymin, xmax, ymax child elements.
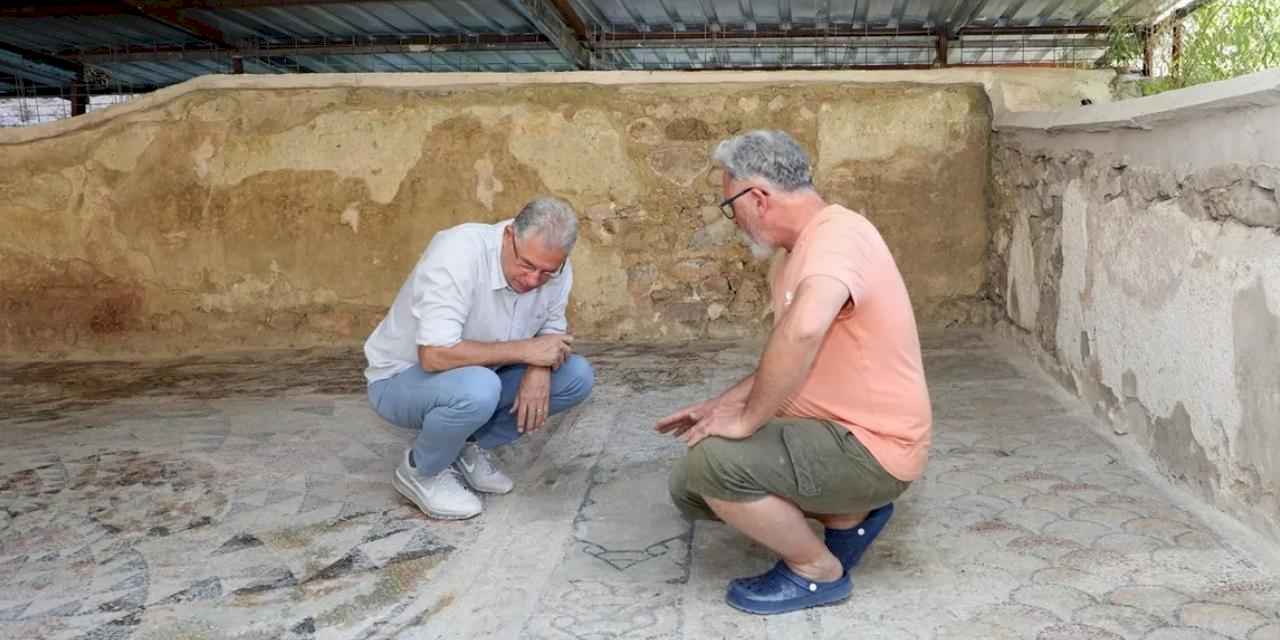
<box><xmin>0</xmin><ymin>450</ymin><xmax>227</xmax><ymax>635</ymax></box>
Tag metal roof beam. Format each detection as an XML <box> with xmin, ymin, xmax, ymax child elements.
<box><xmin>504</xmin><ymin>0</ymin><xmax>591</xmax><ymax>68</ymax></box>
<box><xmin>61</xmin><ymin>34</ymin><xmax>553</xmax><ymax>63</ymax></box>
<box><xmin>0</xmin><ymin>41</ymin><xmax>84</xmax><ymax>73</ymax></box>
<box><xmin>118</xmin><ymin>3</ymin><xmax>328</xmax><ymax>73</ymax></box>
<box><xmin>957</xmin><ymin>24</ymin><xmax>1107</xmax><ymax>34</ymax></box>
<box><xmin>597</xmin><ymin>36</ymin><xmax>937</xmax><ymax>49</ymax></box>
<box><xmin>545</xmin><ymin>0</ymin><xmax>592</xmax><ymax>39</ymax></box>
<box><xmin>597</xmin><ymin>27</ymin><xmax>1108</xmax><ymax>63</ymax></box>
<box><xmin>606</xmin><ymin>26</ymin><xmax>937</xmax><ymax>40</ymax></box>
<box><xmin>119</xmin><ymin>1</ymin><xmax>240</xmax><ymax>48</ymax></box>
<box><xmin>0</xmin><ymin>2</ymin><xmax>126</xmax><ymax>18</ymax></box>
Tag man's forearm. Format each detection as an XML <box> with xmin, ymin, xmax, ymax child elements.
<box><xmin>716</xmin><ymin>374</ymin><xmax>756</xmax><ymax>407</ymax></box>
<box><xmin>419</xmin><ymin>340</ymin><xmax>527</xmax><ymax>372</ymax></box>
<box><xmin>740</xmin><ymin>312</ymin><xmax>825</xmax><ymax>429</ymax></box>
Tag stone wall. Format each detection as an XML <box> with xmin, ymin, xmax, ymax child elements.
<box><xmin>0</xmin><ymin>69</ymin><xmax>1114</xmax><ymax>360</ymax></box>
<box><xmin>990</xmin><ymin>69</ymin><xmax>1280</xmax><ymax>544</ymax></box>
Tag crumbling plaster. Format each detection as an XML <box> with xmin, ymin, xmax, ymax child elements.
<box><xmin>991</xmin><ymin>69</ymin><xmax>1280</xmax><ymax>544</ymax></box>
<box><xmin>0</xmin><ymin>69</ymin><xmax>1113</xmax><ymax>360</ymax></box>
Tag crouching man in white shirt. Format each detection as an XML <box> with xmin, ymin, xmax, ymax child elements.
<box><xmin>364</xmin><ymin>197</ymin><xmax>594</xmax><ymax>519</ymax></box>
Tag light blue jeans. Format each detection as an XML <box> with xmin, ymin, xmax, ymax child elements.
<box><xmin>367</xmin><ymin>355</ymin><xmax>594</xmax><ymax>477</ymax></box>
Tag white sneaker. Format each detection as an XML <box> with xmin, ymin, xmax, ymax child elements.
<box><xmin>393</xmin><ymin>449</ymin><xmax>482</xmax><ymax>520</ymax></box>
<box><xmin>456</xmin><ymin>442</ymin><xmax>514</xmax><ymax>495</ymax></box>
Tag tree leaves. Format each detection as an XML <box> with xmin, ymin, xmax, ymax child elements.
<box><xmin>1102</xmin><ymin>0</ymin><xmax>1280</xmax><ymax>94</ymax></box>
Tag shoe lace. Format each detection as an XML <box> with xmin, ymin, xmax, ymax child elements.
<box><xmin>436</xmin><ymin>466</ymin><xmax>469</xmax><ymax>494</ymax></box>
<box><xmin>467</xmin><ymin>444</ymin><xmax>497</xmax><ymax>476</ymax></box>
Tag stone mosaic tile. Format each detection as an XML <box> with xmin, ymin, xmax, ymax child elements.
<box><xmin>0</xmin><ymin>332</ymin><xmax>1276</xmax><ymax>639</ymax></box>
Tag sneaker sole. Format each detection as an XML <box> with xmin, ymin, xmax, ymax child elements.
<box><xmin>456</xmin><ymin>465</ymin><xmax>514</xmax><ymax>495</ymax></box>
<box><xmin>393</xmin><ymin>469</ymin><xmax>481</xmax><ymax>520</ymax></box>
<box><xmin>459</xmin><ymin>475</ymin><xmax>514</xmax><ymax>495</ymax></box>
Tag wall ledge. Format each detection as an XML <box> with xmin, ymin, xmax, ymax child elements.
<box><xmin>996</xmin><ymin>68</ymin><xmax>1280</xmax><ymax>133</ymax></box>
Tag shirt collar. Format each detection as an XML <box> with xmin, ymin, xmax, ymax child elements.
<box><xmin>489</xmin><ymin>220</ymin><xmax>514</xmax><ymax>291</ymax></box>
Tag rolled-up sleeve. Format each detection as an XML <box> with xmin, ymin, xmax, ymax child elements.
<box><xmin>537</xmin><ymin>262</ymin><xmax>572</xmax><ymax>336</ymax></box>
<box><xmin>411</xmin><ymin>233</ymin><xmax>475</xmax><ymax>348</ymax></box>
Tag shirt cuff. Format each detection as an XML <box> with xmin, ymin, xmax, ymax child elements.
<box><xmin>416</xmin><ymin>327</ymin><xmax>462</xmax><ymax>348</ymax></box>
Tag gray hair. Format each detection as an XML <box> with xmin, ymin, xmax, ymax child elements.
<box><xmin>513</xmin><ymin>196</ymin><xmax>579</xmax><ymax>251</ymax></box>
<box><xmin>712</xmin><ymin>130</ymin><xmax>814</xmax><ymax>192</ymax></box>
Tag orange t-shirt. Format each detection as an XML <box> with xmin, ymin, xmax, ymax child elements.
<box><xmin>773</xmin><ymin>205</ymin><xmax>933</xmax><ymax>481</ymax></box>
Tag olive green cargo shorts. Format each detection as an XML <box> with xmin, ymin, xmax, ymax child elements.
<box><xmin>668</xmin><ymin>417</ymin><xmax>909</xmax><ymax>520</ymax></box>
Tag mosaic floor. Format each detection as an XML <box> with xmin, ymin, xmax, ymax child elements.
<box><xmin>1</xmin><ymin>332</ymin><xmax>1277</xmax><ymax>639</ymax></box>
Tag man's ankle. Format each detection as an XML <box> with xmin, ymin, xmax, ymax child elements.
<box><xmin>786</xmin><ymin>554</ymin><xmax>844</xmax><ymax>583</ymax></box>
<box><xmin>820</xmin><ymin>511</ymin><xmax>870</xmax><ymax>531</ymax></box>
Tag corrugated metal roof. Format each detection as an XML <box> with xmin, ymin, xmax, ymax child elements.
<box><xmin>0</xmin><ymin>48</ymin><xmax>76</xmax><ymax>87</ymax></box>
<box><xmin>0</xmin><ymin>15</ymin><xmax>201</xmax><ymax>53</ymax></box>
<box><xmin>188</xmin><ymin>0</ymin><xmax>534</xmax><ymax>41</ymax></box>
<box><xmin>574</xmin><ymin>0</ymin><xmax>1165</xmax><ymax>30</ymax></box>
<box><xmin>98</xmin><ymin>58</ymin><xmax>235</xmax><ymax>86</ymax></box>
<box><xmin>297</xmin><ymin>48</ymin><xmax>572</xmax><ymax>72</ymax></box>
<box><xmin>0</xmin><ymin>0</ymin><xmax>1188</xmax><ymax>96</ymax></box>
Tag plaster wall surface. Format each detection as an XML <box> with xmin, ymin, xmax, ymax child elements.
<box><xmin>1</xmin><ymin>69</ymin><xmax>1112</xmax><ymax>360</ymax></box>
<box><xmin>991</xmin><ymin>69</ymin><xmax>1280</xmax><ymax>545</ymax></box>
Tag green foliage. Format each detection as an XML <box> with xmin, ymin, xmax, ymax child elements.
<box><xmin>1103</xmin><ymin>0</ymin><xmax>1280</xmax><ymax>94</ymax></box>
<box><xmin>1138</xmin><ymin>76</ymin><xmax>1179</xmax><ymax>95</ymax></box>
<box><xmin>1099</xmin><ymin>18</ymin><xmax>1145</xmax><ymax>69</ymax></box>
<box><xmin>1177</xmin><ymin>0</ymin><xmax>1280</xmax><ymax>86</ymax></box>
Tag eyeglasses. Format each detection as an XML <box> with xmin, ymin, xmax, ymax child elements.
<box><xmin>509</xmin><ymin>231</ymin><xmax>565</xmax><ymax>279</ymax></box>
<box><xmin>719</xmin><ymin>187</ymin><xmax>754</xmax><ymax>219</ymax></box>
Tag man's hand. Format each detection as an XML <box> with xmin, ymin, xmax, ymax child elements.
<box><xmin>512</xmin><ymin>366</ymin><xmax>552</xmax><ymax>433</ymax></box>
<box><xmin>655</xmin><ymin>398</ymin><xmax>717</xmax><ymax>437</ymax></box>
<box><xmin>522</xmin><ymin>335</ymin><xmax>574</xmax><ymax>369</ymax></box>
<box><xmin>657</xmin><ymin>399</ymin><xmax>755</xmax><ymax>447</ymax></box>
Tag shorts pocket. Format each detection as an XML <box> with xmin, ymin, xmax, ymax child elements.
<box><xmin>780</xmin><ymin>423</ymin><xmax>832</xmax><ymax>497</ymax></box>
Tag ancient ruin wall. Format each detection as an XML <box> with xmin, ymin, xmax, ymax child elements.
<box><xmin>0</xmin><ymin>70</ymin><xmax>1114</xmax><ymax>360</ymax></box>
<box><xmin>990</xmin><ymin>70</ymin><xmax>1280</xmax><ymax>544</ymax></box>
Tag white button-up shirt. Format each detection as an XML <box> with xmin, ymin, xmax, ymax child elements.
<box><xmin>363</xmin><ymin>219</ymin><xmax>572</xmax><ymax>383</ymax></box>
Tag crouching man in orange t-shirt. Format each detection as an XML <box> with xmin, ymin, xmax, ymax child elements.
<box><xmin>657</xmin><ymin>129</ymin><xmax>933</xmax><ymax>615</ymax></box>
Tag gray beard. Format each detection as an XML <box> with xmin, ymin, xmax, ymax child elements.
<box><xmin>740</xmin><ymin>230</ymin><xmax>775</xmax><ymax>260</ymax></box>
